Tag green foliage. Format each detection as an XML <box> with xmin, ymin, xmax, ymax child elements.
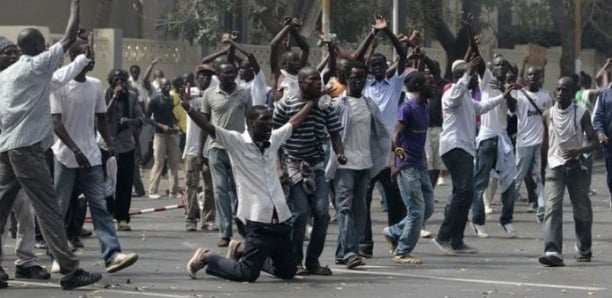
<box><xmin>329</xmin><ymin>0</ymin><xmax>383</xmax><ymax>43</ymax></box>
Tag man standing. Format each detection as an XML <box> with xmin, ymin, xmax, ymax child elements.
<box><xmin>202</xmin><ymin>63</ymin><xmax>251</xmax><ymax>247</ymax></box>
<box><xmin>593</xmin><ymin>65</ymin><xmax>612</xmax><ymax>211</ymax></box>
<box><xmin>273</xmin><ymin>67</ymin><xmax>345</xmax><ymax>275</ymax></box>
<box><xmin>327</xmin><ymin>61</ymin><xmax>389</xmax><ymax>269</ymax></box>
<box><xmin>0</xmin><ymin>0</ymin><xmax>102</xmax><ymax>290</ymax></box>
<box><xmin>51</xmin><ymin>40</ymin><xmax>138</xmax><ymax>274</ymax></box>
<box><xmin>147</xmin><ymin>78</ymin><xmax>181</xmax><ymax>199</ymax></box>
<box><xmin>539</xmin><ymin>77</ymin><xmax>598</xmax><ymax>266</ymax></box>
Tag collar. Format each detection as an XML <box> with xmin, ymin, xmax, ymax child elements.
<box><xmin>214</xmin><ymin>84</ymin><xmax>241</xmax><ymax>96</ymax></box>
<box><xmin>370</xmin><ymin>78</ymin><xmax>390</xmax><ymax>86</ymax></box>
<box><xmin>241</xmin><ymin>131</ymin><xmax>270</xmax><ymax>152</ymax></box>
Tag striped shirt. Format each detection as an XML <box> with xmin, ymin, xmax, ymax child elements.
<box><xmin>273</xmin><ymin>96</ymin><xmax>342</xmax><ymax>162</ymax></box>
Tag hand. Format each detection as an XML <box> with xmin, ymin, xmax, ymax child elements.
<box><xmin>393</xmin><ymin>147</ymin><xmax>407</xmax><ymax>161</ymax></box>
<box><xmin>290</xmin><ymin>18</ymin><xmax>303</xmax><ymax>28</ymax></box>
<box><xmin>221</xmin><ymin>33</ymin><xmax>232</xmax><ymax>44</ymax></box>
<box><xmin>73</xmin><ymin>150</ymin><xmax>92</xmax><ymax>169</ymax></box>
<box><xmin>337</xmin><ymin>153</ymin><xmax>347</xmax><ymax>165</ymax></box>
<box><xmin>598</xmin><ymin>132</ymin><xmax>609</xmax><ymax>145</ymax></box>
<box><xmin>283</xmin><ymin>16</ymin><xmax>293</xmax><ymax>26</ymax></box>
<box><xmin>397</xmin><ymin>33</ymin><xmax>409</xmax><ymax>43</ymax></box>
<box><xmin>372</xmin><ymin>14</ymin><xmax>388</xmax><ymax>30</ymax></box>
<box><xmin>503</xmin><ymin>83</ymin><xmax>518</xmax><ymax>98</ymax></box>
<box><xmin>113</xmin><ymin>84</ymin><xmax>123</xmax><ymax>98</ymax></box>
<box><xmin>390</xmin><ymin>166</ymin><xmax>400</xmax><ymax>185</ymax></box>
<box><xmin>318</xmin><ymin>31</ymin><xmax>332</xmax><ymax>44</ymax></box>
<box><xmin>467</xmin><ymin>55</ymin><xmax>481</xmax><ymax>75</ymax></box>
<box><xmin>561</xmin><ymin>148</ymin><xmax>581</xmax><ymax>160</ymax></box>
<box><xmin>490</xmin><ymin>79</ymin><xmax>505</xmax><ymax>92</ymax></box>
<box><xmin>159</xmin><ymin>124</ymin><xmax>170</xmax><ymax>133</ymax></box>
<box><xmin>179</xmin><ymin>83</ymin><xmax>192</xmax><ymax>110</ymax></box>
<box><xmin>408</xmin><ymin>30</ymin><xmax>421</xmax><ymax>46</ymax></box>
<box><xmin>230</xmin><ymin>31</ymin><xmax>240</xmax><ymax>41</ymax></box>
<box><xmin>77</xmin><ymin>27</ymin><xmax>88</xmax><ymax>40</ymax></box>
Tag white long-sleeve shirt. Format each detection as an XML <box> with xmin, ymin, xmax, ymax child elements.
<box><xmin>439</xmin><ymin>73</ymin><xmax>505</xmax><ymax>157</ymax></box>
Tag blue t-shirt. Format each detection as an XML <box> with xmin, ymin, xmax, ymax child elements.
<box><xmin>396</xmin><ymin>98</ymin><xmax>429</xmax><ymax>170</ymax></box>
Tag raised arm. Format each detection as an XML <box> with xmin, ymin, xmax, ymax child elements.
<box><xmin>352</xmin><ymin>29</ymin><xmax>377</xmax><ymax>62</ymax></box>
<box><xmin>228</xmin><ymin>38</ymin><xmax>261</xmax><ymax>75</ymax></box>
<box><xmin>59</xmin><ymin>0</ymin><xmax>80</xmax><ymax>52</ymax></box>
<box><xmin>374</xmin><ymin>14</ymin><xmax>407</xmax><ymax>75</ymax></box>
<box><xmin>595</xmin><ymin>58</ymin><xmax>611</xmax><ymax>88</ymax></box>
<box><xmin>270</xmin><ymin>19</ymin><xmax>296</xmax><ymax>78</ymax></box>
<box><xmin>142</xmin><ymin>57</ymin><xmax>159</xmax><ymax>91</ymax></box>
<box><xmin>51</xmin><ymin>54</ymin><xmax>90</xmax><ymax>91</ymax></box>
<box><xmin>290</xmin><ymin>27</ymin><xmax>310</xmax><ymax>68</ymax></box>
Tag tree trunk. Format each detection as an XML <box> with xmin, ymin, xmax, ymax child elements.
<box><xmin>297</xmin><ymin>0</ymin><xmax>321</xmax><ymax>38</ymax></box>
<box><xmin>548</xmin><ymin>0</ymin><xmax>575</xmax><ymax>77</ymax></box>
<box><xmin>430</xmin><ymin>0</ymin><xmax>457</xmax><ymax>79</ymax></box>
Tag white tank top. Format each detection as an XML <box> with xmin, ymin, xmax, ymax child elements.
<box><xmin>548</xmin><ymin>103</ymin><xmax>586</xmax><ymax>168</ymax></box>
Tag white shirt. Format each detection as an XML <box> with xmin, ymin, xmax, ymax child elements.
<box><xmin>129</xmin><ymin>76</ymin><xmax>149</xmax><ymax>105</ymax></box>
<box><xmin>238</xmin><ymin>71</ymin><xmax>269</xmax><ymax>106</ymax></box>
<box><xmin>548</xmin><ymin>104</ymin><xmax>586</xmax><ymax>168</ymax></box>
<box><xmin>278</xmin><ymin>70</ymin><xmax>299</xmax><ymax>101</ymax></box>
<box><xmin>0</xmin><ymin>43</ymin><xmax>65</xmax><ymax>152</ymax></box>
<box><xmin>339</xmin><ymin>96</ymin><xmax>372</xmax><ymax>170</ymax></box>
<box><xmin>51</xmin><ymin>77</ymin><xmax>107</xmax><ymax>168</ymax></box>
<box><xmin>440</xmin><ymin>73</ymin><xmax>505</xmax><ymax>157</ymax></box>
<box><xmin>516</xmin><ymin>88</ymin><xmax>553</xmax><ymax>147</ymax></box>
<box><xmin>183</xmin><ymin>97</ymin><xmax>204</xmax><ymax>158</ymax></box>
<box><xmin>214</xmin><ymin>123</ymin><xmax>294</xmax><ymax>223</ymax></box>
<box><xmin>364</xmin><ymin>72</ymin><xmax>406</xmax><ymax>135</ymax></box>
<box><xmin>478</xmin><ymin>69</ymin><xmax>508</xmax><ymax>140</ymax></box>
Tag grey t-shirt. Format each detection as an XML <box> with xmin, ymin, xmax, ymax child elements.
<box><xmin>201</xmin><ymin>85</ymin><xmax>252</xmax><ymax>150</ymax></box>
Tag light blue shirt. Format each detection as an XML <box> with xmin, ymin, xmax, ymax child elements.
<box><xmin>364</xmin><ymin>72</ymin><xmax>406</xmax><ymax>135</ymax></box>
<box><xmin>0</xmin><ymin>43</ymin><xmax>65</xmax><ymax>152</ymax></box>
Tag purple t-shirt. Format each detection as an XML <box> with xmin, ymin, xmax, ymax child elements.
<box><xmin>396</xmin><ymin>98</ymin><xmax>429</xmax><ymax>170</ymax></box>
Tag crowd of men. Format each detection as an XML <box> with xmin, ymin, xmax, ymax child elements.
<box><xmin>0</xmin><ymin>0</ymin><xmax>612</xmax><ymax>290</ymax></box>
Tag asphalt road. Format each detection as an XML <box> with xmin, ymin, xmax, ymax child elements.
<box><xmin>2</xmin><ymin>161</ymin><xmax>612</xmax><ymax>298</ymax></box>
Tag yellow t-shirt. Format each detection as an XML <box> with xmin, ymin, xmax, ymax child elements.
<box><xmin>169</xmin><ymin>90</ymin><xmax>187</xmax><ymax>133</ymax></box>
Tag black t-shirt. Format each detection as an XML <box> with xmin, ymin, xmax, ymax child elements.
<box><xmin>428</xmin><ymin>79</ymin><xmax>446</xmax><ymax>127</ymax></box>
<box><xmin>146</xmin><ymin>94</ymin><xmax>177</xmax><ymax>133</ymax></box>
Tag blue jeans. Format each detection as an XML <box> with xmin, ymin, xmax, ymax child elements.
<box><xmin>334</xmin><ymin>169</ymin><xmax>368</xmax><ymax>261</ymax></box>
<box><xmin>208</xmin><ymin>148</ymin><xmax>237</xmax><ymax>239</ymax></box>
<box><xmin>289</xmin><ymin>169</ymin><xmax>329</xmax><ymax>269</ymax></box>
<box><xmin>472</xmin><ymin>138</ymin><xmax>516</xmax><ymax>226</ymax></box>
<box><xmin>437</xmin><ymin>149</ymin><xmax>473</xmax><ymax>248</ymax></box>
<box><xmin>54</xmin><ymin>161</ymin><xmax>121</xmax><ymax>265</ymax></box>
<box><xmin>515</xmin><ymin>145</ymin><xmax>545</xmax><ymax>218</ymax></box>
<box><xmin>388</xmin><ymin>167</ymin><xmax>434</xmax><ymax>256</ymax></box>
<box><xmin>543</xmin><ymin>161</ymin><xmax>592</xmax><ymax>259</ymax></box>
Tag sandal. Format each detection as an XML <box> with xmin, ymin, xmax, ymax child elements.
<box><xmin>393</xmin><ymin>255</ymin><xmax>423</xmax><ymax>264</ymax></box>
<box><xmin>295</xmin><ymin>265</ymin><xmax>310</xmax><ymax>276</ymax></box>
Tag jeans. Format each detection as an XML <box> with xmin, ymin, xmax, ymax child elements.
<box><xmin>437</xmin><ymin>148</ymin><xmax>474</xmax><ymax>248</ymax></box>
<box><xmin>0</xmin><ymin>190</ymin><xmax>39</xmax><ymax>268</ymax></box>
<box><xmin>334</xmin><ymin>169</ymin><xmax>369</xmax><ymax>261</ymax></box>
<box><xmin>515</xmin><ymin>145</ymin><xmax>545</xmax><ymax>218</ymax></box>
<box><xmin>472</xmin><ymin>138</ymin><xmax>516</xmax><ymax>226</ymax></box>
<box><xmin>185</xmin><ymin>155</ymin><xmax>202</xmax><ymax>224</ymax></box>
<box><xmin>149</xmin><ymin>132</ymin><xmax>180</xmax><ymax>194</ymax></box>
<box><xmin>0</xmin><ymin>144</ymin><xmax>78</xmax><ymax>275</ymax></box>
<box><xmin>388</xmin><ymin>168</ymin><xmax>434</xmax><ymax>256</ymax></box>
<box><xmin>54</xmin><ymin>162</ymin><xmax>122</xmax><ymax>265</ymax></box>
<box><xmin>289</xmin><ymin>169</ymin><xmax>329</xmax><ymax>269</ymax></box>
<box><xmin>206</xmin><ymin>221</ymin><xmax>295</xmax><ymax>282</ymax></box>
<box><xmin>360</xmin><ymin>167</ymin><xmax>405</xmax><ymax>254</ymax></box>
<box><xmin>209</xmin><ymin>148</ymin><xmax>237</xmax><ymax>239</ymax></box>
<box><xmin>543</xmin><ymin>161</ymin><xmax>592</xmax><ymax>259</ymax></box>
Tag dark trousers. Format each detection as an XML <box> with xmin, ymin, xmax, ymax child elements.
<box><xmin>437</xmin><ymin>149</ymin><xmax>474</xmax><ymax>248</ymax></box>
<box><xmin>65</xmin><ymin>189</ymin><xmax>87</xmax><ymax>239</ymax></box>
<box><xmin>114</xmin><ymin>150</ymin><xmax>136</xmax><ymax>222</ymax></box>
<box><xmin>205</xmin><ymin>221</ymin><xmax>296</xmax><ymax>282</ymax></box>
<box><xmin>133</xmin><ymin>150</ymin><xmax>145</xmax><ymax>196</ymax></box>
<box><xmin>359</xmin><ymin>167</ymin><xmax>406</xmax><ymax>253</ymax></box>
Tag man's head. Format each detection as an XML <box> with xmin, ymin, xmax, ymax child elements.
<box><xmin>406</xmin><ymin>72</ymin><xmax>434</xmax><ymax>101</ymax></box>
<box><xmin>526</xmin><ymin>67</ymin><xmax>542</xmax><ymax>91</ymax></box>
<box><xmin>16</xmin><ymin>28</ymin><xmax>45</xmax><ymax>56</ymax></box>
<box><xmin>171</xmin><ymin>75</ymin><xmax>184</xmax><ymax>91</ymax></box>
<box><xmin>159</xmin><ymin>78</ymin><xmax>171</xmax><ymax>96</ymax></box>
<box><xmin>238</xmin><ymin>59</ymin><xmax>255</xmax><ymax>82</ymax></box>
<box><xmin>218</xmin><ymin>63</ymin><xmax>237</xmax><ymax>89</ymax></box>
<box><xmin>506</xmin><ymin>63</ymin><xmax>518</xmax><ymax>84</ymax></box>
<box><xmin>298</xmin><ymin>66</ymin><xmax>322</xmax><ymax>99</ymax></box>
<box><xmin>555</xmin><ymin>76</ymin><xmax>578</xmax><ymax>107</ymax></box>
<box><xmin>0</xmin><ymin>36</ymin><xmax>19</xmax><ymax>70</ymax></box>
<box><xmin>492</xmin><ymin>56</ymin><xmax>509</xmax><ymax>81</ymax></box>
<box><xmin>69</xmin><ymin>40</ymin><xmax>94</xmax><ymax>72</ymax></box>
<box><xmin>195</xmin><ymin>64</ymin><xmax>216</xmax><ymax>90</ymax></box>
<box><xmin>346</xmin><ymin>60</ymin><xmax>368</xmax><ymax>96</ymax></box>
<box><xmin>183</xmin><ymin>72</ymin><xmax>195</xmax><ymax>85</ymax></box>
<box><xmin>451</xmin><ymin>59</ymin><xmax>477</xmax><ymax>89</ymax></box>
<box><xmin>153</xmin><ymin>69</ymin><xmax>164</xmax><ymax>80</ymax></box>
<box><xmin>107</xmin><ymin>68</ymin><xmax>129</xmax><ymax>96</ymax></box>
<box><xmin>129</xmin><ymin>65</ymin><xmax>141</xmax><ymax>80</ymax></box>
<box><xmin>281</xmin><ymin>51</ymin><xmax>301</xmax><ymax>75</ymax></box>
<box><xmin>369</xmin><ymin>53</ymin><xmax>387</xmax><ymax>80</ymax></box>
<box><xmin>246</xmin><ymin>105</ymin><xmax>273</xmax><ymax>143</ymax></box>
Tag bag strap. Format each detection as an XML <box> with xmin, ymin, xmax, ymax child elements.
<box><xmin>520</xmin><ymin>89</ymin><xmax>543</xmax><ymax>115</ymax></box>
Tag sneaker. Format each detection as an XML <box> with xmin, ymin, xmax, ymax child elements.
<box><xmin>117</xmin><ymin>221</ymin><xmax>132</xmax><ymax>232</ymax></box>
<box><xmin>453</xmin><ymin>242</ymin><xmax>478</xmax><ymax>254</ymax></box>
<box><xmin>501</xmin><ymin>223</ymin><xmax>517</xmax><ymax>238</ymax></box>
<box><xmin>527</xmin><ymin>202</ymin><xmax>537</xmax><ymax>213</ymax></box>
<box><xmin>79</xmin><ymin>228</ymin><xmax>93</xmax><ymax>238</ymax></box>
<box><xmin>50</xmin><ymin>260</ymin><xmax>60</xmax><ymax>274</ymax></box>
<box><xmin>0</xmin><ymin>266</ymin><xmax>8</xmax><ymax>281</ymax></box>
<box><xmin>306</xmin><ymin>264</ymin><xmax>333</xmax><ymax>275</ymax></box>
<box><xmin>15</xmin><ymin>265</ymin><xmax>50</xmax><ymax>280</ymax></box>
<box><xmin>382</xmin><ymin>227</ymin><xmax>398</xmax><ymax>255</ymax></box>
<box><xmin>536</xmin><ymin>215</ymin><xmax>544</xmax><ymax>224</ymax></box>
<box><xmin>574</xmin><ymin>254</ymin><xmax>592</xmax><ymax>262</ymax></box>
<box><xmin>226</xmin><ymin>240</ymin><xmax>243</xmax><ymax>260</ymax></box>
<box><xmin>70</xmin><ymin>237</ymin><xmax>84</xmax><ymax>249</ymax></box>
<box><xmin>132</xmin><ymin>192</ymin><xmax>145</xmax><ymax>198</ymax></box>
<box><xmin>185</xmin><ymin>222</ymin><xmax>197</xmax><ymax>232</ymax></box>
<box><xmin>187</xmin><ymin>248</ymin><xmax>210</xmax><ymax>279</ymax></box>
<box><xmin>345</xmin><ymin>255</ymin><xmax>365</xmax><ymax>269</ymax></box>
<box><xmin>393</xmin><ymin>254</ymin><xmax>423</xmax><ymax>264</ymax></box>
<box><xmin>34</xmin><ymin>239</ymin><xmax>47</xmax><ymax>249</ymax></box>
<box><xmin>420</xmin><ymin>229</ymin><xmax>433</xmax><ymax>238</ymax></box>
<box><xmin>217</xmin><ymin>238</ymin><xmax>230</xmax><ymax>247</ymax></box>
<box><xmin>106</xmin><ymin>253</ymin><xmax>138</xmax><ymax>273</ymax></box>
<box><xmin>295</xmin><ymin>265</ymin><xmax>309</xmax><ymax>276</ymax></box>
<box><xmin>432</xmin><ymin>238</ymin><xmax>456</xmax><ymax>255</ymax></box>
<box><xmin>538</xmin><ymin>255</ymin><xmax>565</xmax><ymax>267</ymax></box>
<box><xmin>471</xmin><ymin>223</ymin><xmax>489</xmax><ymax>238</ymax></box>
<box><xmin>149</xmin><ymin>193</ymin><xmax>161</xmax><ymax>200</ymax></box>
<box><xmin>204</xmin><ymin>222</ymin><xmax>219</xmax><ymax>232</ymax></box>
<box><xmin>60</xmin><ymin>269</ymin><xmax>102</xmax><ymax>290</ymax></box>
